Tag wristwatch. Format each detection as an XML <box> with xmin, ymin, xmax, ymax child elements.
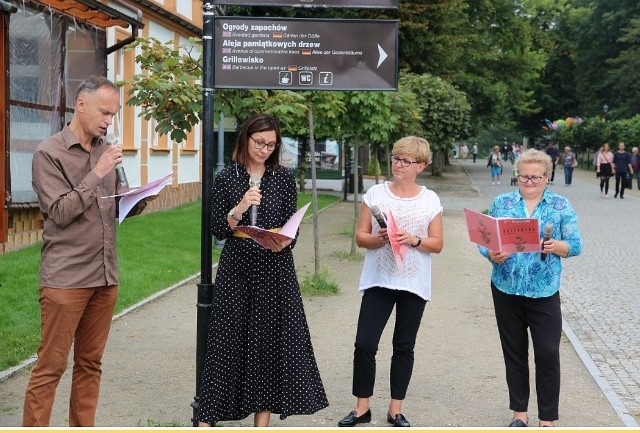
<box><xmin>228</xmin><ymin>207</ymin><xmax>241</xmax><ymax>222</ymax></box>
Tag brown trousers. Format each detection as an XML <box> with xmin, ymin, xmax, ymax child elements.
<box><xmin>22</xmin><ymin>285</ymin><xmax>118</xmax><ymax>426</ymax></box>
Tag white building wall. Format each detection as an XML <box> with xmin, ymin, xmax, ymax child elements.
<box><xmin>106</xmin><ymin>19</ymin><xmax>203</xmax><ymax>188</ymax></box>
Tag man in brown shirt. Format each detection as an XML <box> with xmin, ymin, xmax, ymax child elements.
<box><xmin>23</xmin><ymin>76</ymin><xmax>148</xmax><ymax>426</ymax></box>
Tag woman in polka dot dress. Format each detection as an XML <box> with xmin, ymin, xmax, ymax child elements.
<box><xmin>197</xmin><ymin>114</ymin><xmax>328</xmax><ymax>427</ymax></box>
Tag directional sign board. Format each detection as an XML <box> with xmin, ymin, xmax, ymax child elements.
<box><xmin>214</xmin><ymin>17</ymin><xmax>398</xmax><ymax>91</ymax></box>
<box><xmin>213</xmin><ymin>0</ymin><xmax>397</xmax><ymax>8</ymax></box>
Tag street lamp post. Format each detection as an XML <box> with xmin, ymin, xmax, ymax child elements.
<box><xmin>603</xmin><ymin>103</ymin><xmax>609</xmax><ymax>121</ymax></box>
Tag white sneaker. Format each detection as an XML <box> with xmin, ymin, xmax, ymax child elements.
<box><xmin>497</xmin><ymin>181</ymin><xmax>500</xmax><ymax>185</ymax></box>
<box><xmin>605</xmin><ymin>194</ymin><xmax>609</xmax><ymax>199</ymax></box>
<box><xmin>492</xmin><ymin>181</ymin><xmax>496</xmax><ymax>185</ymax></box>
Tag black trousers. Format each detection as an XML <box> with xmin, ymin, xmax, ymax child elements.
<box><xmin>352</xmin><ymin>287</ymin><xmax>426</xmax><ymax>400</ymax></box>
<box><xmin>614</xmin><ymin>171</ymin><xmax>627</xmax><ymax>197</ymax></box>
<box><xmin>491</xmin><ymin>284</ymin><xmax>561</xmax><ymax>421</ymax></box>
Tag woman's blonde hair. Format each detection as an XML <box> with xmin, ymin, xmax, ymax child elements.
<box><xmin>392</xmin><ymin>136</ymin><xmax>431</xmax><ymax>164</ymax></box>
<box><xmin>517</xmin><ymin>148</ymin><xmax>552</xmax><ymax>174</ymax></box>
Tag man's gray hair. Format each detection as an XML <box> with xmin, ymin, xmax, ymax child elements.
<box><xmin>76</xmin><ymin>75</ymin><xmax>117</xmax><ymax>100</ymax></box>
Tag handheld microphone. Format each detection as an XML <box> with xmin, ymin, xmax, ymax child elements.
<box><xmin>370</xmin><ymin>205</ymin><xmax>387</xmax><ymax>228</ymax></box>
<box><xmin>540</xmin><ymin>223</ymin><xmax>553</xmax><ymax>260</ymax></box>
<box><xmin>249</xmin><ymin>174</ymin><xmax>261</xmax><ymax>226</ymax></box>
<box><xmin>105</xmin><ymin>133</ymin><xmax>128</xmax><ymax>187</ymax></box>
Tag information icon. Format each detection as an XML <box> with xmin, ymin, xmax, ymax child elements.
<box><xmin>319</xmin><ymin>72</ymin><xmax>333</xmax><ymax>85</ymax></box>
<box><xmin>279</xmin><ymin>71</ymin><xmax>292</xmax><ymax>85</ymax></box>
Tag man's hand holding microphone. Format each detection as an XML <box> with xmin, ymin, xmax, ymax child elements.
<box><xmin>94</xmin><ymin>134</ymin><xmax>128</xmax><ymax>187</ymax></box>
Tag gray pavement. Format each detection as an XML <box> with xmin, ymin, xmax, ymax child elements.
<box><xmin>0</xmin><ymin>160</ymin><xmax>633</xmax><ymax>428</ymax></box>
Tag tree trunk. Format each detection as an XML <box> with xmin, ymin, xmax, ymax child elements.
<box><xmin>431</xmin><ymin>149</ymin><xmax>445</xmax><ymax>176</ymax></box>
<box><xmin>308</xmin><ymin>107</ymin><xmax>320</xmax><ymax>277</ymax></box>
<box><xmin>350</xmin><ymin>141</ymin><xmax>360</xmax><ymax>255</ymax></box>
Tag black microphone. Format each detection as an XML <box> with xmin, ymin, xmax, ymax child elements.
<box><xmin>249</xmin><ymin>174</ymin><xmax>261</xmax><ymax>226</ymax></box>
<box><xmin>105</xmin><ymin>133</ymin><xmax>128</xmax><ymax>187</ymax></box>
<box><xmin>540</xmin><ymin>223</ymin><xmax>553</xmax><ymax>260</ymax></box>
<box><xmin>370</xmin><ymin>205</ymin><xmax>387</xmax><ymax>228</ymax></box>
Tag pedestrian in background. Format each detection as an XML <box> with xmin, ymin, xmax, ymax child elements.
<box><xmin>545</xmin><ymin>142</ymin><xmax>559</xmax><ymax>185</ymax></box>
<box><xmin>562</xmin><ymin>146</ymin><xmax>577</xmax><ymax>186</ymax></box>
<box><xmin>472</xmin><ymin>142</ymin><xmax>479</xmax><ymax>163</ymax></box>
<box><xmin>596</xmin><ymin>143</ymin><xmax>614</xmax><ymax>198</ymax></box>
<box><xmin>501</xmin><ymin>139</ymin><xmax>511</xmax><ymax>163</ymax></box>
<box><xmin>24</xmin><ymin>76</ymin><xmax>151</xmax><ymax>426</ymax></box>
<box><xmin>631</xmin><ymin>147</ymin><xmax>640</xmax><ymax>190</ymax></box>
<box><xmin>488</xmin><ymin>145</ymin><xmax>503</xmax><ymax>185</ymax></box>
<box><xmin>460</xmin><ymin>142</ymin><xmax>469</xmax><ymax>161</ymax></box>
<box><xmin>612</xmin><ymin>141</ymin><xmax>633</xmax><ymax>199</ymax></box>
<box><xmin>592</xmin><ymin>144</ymin><xmax>603</xmax><ymax>168</ymax></box>
<box><xmin>196</xmin><ymin>113</ymin><xmax>328</xmax><ymax>427</ymax></box>
<box><xmin>338</xmin><ymin>136</ymin><xmax>443</xmax><ymax>428</ymax></box>
<box><xmin>478</xmin><ymin>148</ymin><xmax>583</xmax><ymax>428</ymax></box>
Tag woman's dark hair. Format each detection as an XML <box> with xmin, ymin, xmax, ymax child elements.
<box><xmin>232</xmin><ymin>113</ymin><xmax>282</xmax><ymax>170</ymax></box>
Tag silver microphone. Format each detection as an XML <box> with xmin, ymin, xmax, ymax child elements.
<box><xmin>105</xmin><ymin>133</ymin><xmax>128</xmax><ymax>187</ymax></box>
<box><xmin>540</xmin><ymin>223</ymin><xmax>553</xmax><ymax>260</ymax></box>
<box><xmin>249</xmin><ymin>174</ymin><xmax>261</xmax><ymax>226</ymax></box>
<box><xmin>370</xmin><ymin>205</ymin><xmax>387</xmax><ymax>228</ymax></box>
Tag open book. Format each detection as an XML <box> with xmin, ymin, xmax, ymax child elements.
<box><xmin>463</xmin><ymin>208</ymin><xmax>540</xmax><ymax>253</ymax></box>
<box><xmin>234</xmin><ymin>202</ymin><xmax>310</xmax><ymax>249</ymax></box>
<box><xmin>105</xmin><ymin>172</ymin><xmax>173</xmax><ymax>223</ymax></box>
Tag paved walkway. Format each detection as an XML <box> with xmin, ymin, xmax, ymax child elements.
<box><xmin>0</xmin><ymin>160</ymin><xmax>634</xmax><ymax>428</ymax></box>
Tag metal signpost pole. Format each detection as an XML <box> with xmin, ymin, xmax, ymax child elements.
<box><xmin>192</xmin><ymin>0</ymin><xmax>216</xmax><ymax>426</ymax></box>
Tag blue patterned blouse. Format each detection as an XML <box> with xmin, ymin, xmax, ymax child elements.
<box><xmin>478</xmin><ymin>188</ymin><xmax>583</xmax><ymax>298</ymax></box>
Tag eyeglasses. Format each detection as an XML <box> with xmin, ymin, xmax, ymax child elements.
<box><xmin>391</xmin><ymin>156</ymin><xmax>420</xmax><ymax>168</ymax></box>
<box><xmin>250</xmin><ymin>136</ymin><xmax>278</xmax><ymax>151</ymax></box>
<box><xmin>517</xmin><ymin>174</ymin><xmax>546</xmax><ymax>184</ymax></box>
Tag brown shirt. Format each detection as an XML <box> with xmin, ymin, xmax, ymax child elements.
<box><xmin>32</xmin><ymin>126</ymin><xmax>132</xmax><ymax>289</ymax></box>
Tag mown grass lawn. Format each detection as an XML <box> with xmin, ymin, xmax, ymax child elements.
<box><xmin>0</xmin><ymin>192</ymin><xmax>340</xmax><ymax>370</ymax></box>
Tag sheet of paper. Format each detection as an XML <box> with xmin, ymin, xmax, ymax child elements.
<box><xmin>109</xmin><ymin>172</ymin><xmax>173</xmax><ymax>223</ymax></box>
<box><xmin>386</xmin><ymin>210</ymin><xmax>410</xmax><ymax>272</ymax></box>
<box><xmin>233</xmin><ymin>202</ymin><xmax>311</xmax><ymax>248</ymax></box>
<box><xmin>463</xmin><ymin>207</ymin><xmax>540</xmax><ymax>253</ymax></box>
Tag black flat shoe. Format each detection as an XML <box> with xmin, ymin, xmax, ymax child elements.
<box><xmin>338</xmin><ymin>409</ymin><xmax>371</xmax><ymax>427</ymax></box>
<box><xmin>387</xmin><ymin>413</ymin><xmax>411</xmax><ymax>427</ymax></box>
<box><xmin>508</xmin><ymin>418</ymin><xmax>527</xmax><ymax>427</ymax></box>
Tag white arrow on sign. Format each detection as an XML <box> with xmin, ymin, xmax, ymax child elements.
<box><xmin>377</xmin><ymin>43</ymin><xmax>388</xmax><ymax>69</ymax></box>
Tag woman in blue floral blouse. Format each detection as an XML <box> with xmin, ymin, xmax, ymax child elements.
<box><xmin>478</xmin><ymin>148</ymin><xmax>583</xmax><ymax>428</ymax></box>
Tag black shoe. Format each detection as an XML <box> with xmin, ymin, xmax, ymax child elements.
<box><xmin>508</xmin><ymin>418</ymin><xmax>528</xmax><ymax>427</ymax></box>
<box><xmin>387</xmin><ymin>413</ymin><xmax>411</xmax><ymax>427</ymax></box>
<box><xmin>614</xmin><ymin>193</ymin><xmax>618</xmax><ymax>198</ymax></box>
<box><xmin>338</xmin><ymin>409</ymin><xmax>371</xmax><ymax>427</ymax></box>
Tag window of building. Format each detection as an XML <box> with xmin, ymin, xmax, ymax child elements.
<box><xmin>8</xmin><ymin>2</ymin><xmax>106</xmax><ymax>204</ymax></box>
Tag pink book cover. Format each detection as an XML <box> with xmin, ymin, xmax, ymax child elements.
<box><xmin>233</xmin><ymin>203</ymin><xmax>310</xmax><ymax>249</ymax></box>
<box><xmin>463</xmin><ymin>208</ymin><xmax>540</xmax><ymax>253</ymax></box>
<box><xmin>386</xmin><ymin>210</ymin><xmax>410</xmax><ymax>272</ymax></box>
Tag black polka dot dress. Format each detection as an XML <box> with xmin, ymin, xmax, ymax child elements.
<box><xmin>197</xmin><ymin>163</ymin><xmax>329</xmax><ymax>424</ymax></box>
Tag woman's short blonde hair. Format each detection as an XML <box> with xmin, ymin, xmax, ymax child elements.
<box><xmin>517</xmin><ymin>148</ymin><xmax>553</xmax><ymax>174</ymax></box>
<box><xmin>493</xmin><ymin>145</ymin><xmax>500</xmax><ymax>151</ymax></box>
<box><xmin>392</xmin><ymin>136</ymin><xmax>431</xmax><ymax>164</ymax></box>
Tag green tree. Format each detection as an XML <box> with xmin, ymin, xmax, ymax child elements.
<box><xmin>573</xmin><ymin>0</ymin><xmax>640</xmax><ymax>117</ymax></box>
<box><xmin>399</xmin><ymin>73</ymin><xmax>471</xmax><ymax>176</ymax></box>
